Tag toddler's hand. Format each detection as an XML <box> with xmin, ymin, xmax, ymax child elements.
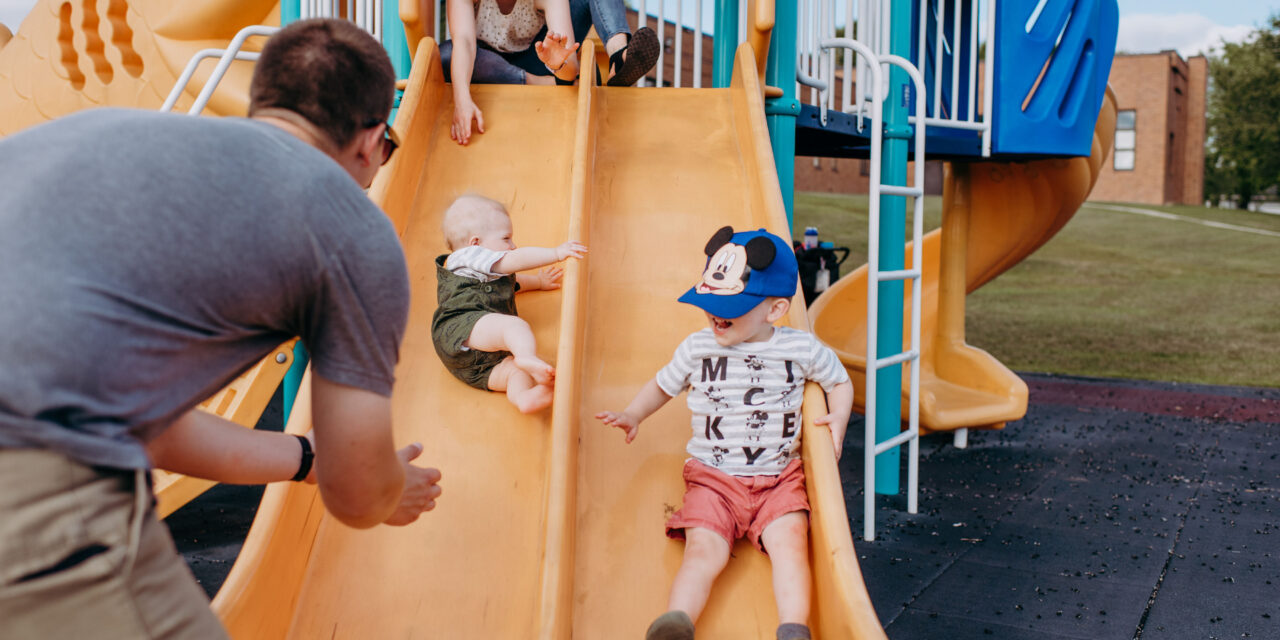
<box><xmin>814</xmin><ymin>411</ymin><xmax>849</xmax><ymax>460</ymax></box>
<box><xmin>534</xmin><ymin>31</ymin><xmax>580</xmax><ymax>75</ymax></box>
<box><xmin>452</xmin><ymin>99</ymin><xmax>485</xmax><ymax>146</ymax></box>
<box><xmin>536</xmin><ymin>266</ymin><xmax>564</xmax><ymax>290</ymax></box>
<box><xmin>595</xmin><ymin>411</ymin><xmax>639</xmax><ymax>444</ymax></box>
<box><xmin>556</xmin><ymin>240</ymin><xmax>587</xmax><ymax>261</ymax></box>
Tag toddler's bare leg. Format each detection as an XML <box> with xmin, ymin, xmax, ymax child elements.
<box><xmin>468</xmin><ymin>314</ymin><xmax>554</xmax><ymax>385</ymax></box>
<box><xmin>488</xmin><ymin>357</ymin><xmax>554</xmax><ymax>414</ymax></box>
<box><xmin>760</xmin><ymin>512</ymin><xmax>811</xmax><ymax>625</ymax></box>
<box><xmin>666</xmin><ymin>527</ymin><xmax>732</xmax><ymax>622</ymax></box>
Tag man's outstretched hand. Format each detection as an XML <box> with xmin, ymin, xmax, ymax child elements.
<box><xmin>383</xmin><ymin>443</ymin><xmax>443</xmax><ymax>526</ymax></box>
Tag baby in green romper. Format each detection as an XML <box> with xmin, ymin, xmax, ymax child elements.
<box><xmin>431</xmin><ymin>194</ymin><xmax>587</xmax><ymax>413</ymax></box>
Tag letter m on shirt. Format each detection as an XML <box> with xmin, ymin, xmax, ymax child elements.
<box><xmin>701</xmin><ymin>357</ymin><xmax>728</xmax><ymax>382</ymax></box>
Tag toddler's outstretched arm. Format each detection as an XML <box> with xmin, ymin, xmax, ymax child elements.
<box><xmin>492</xmin><ymin>240</ymin><xmax>587</xmax><ymax>275</ymax></box>
<box><xmin>814</xmin><ymin>381</ymin><xmax>854</xmax><ymax>459</ymax></box>
<box><xmin>595</xmin><ymin>379</ymin><xmax>671</xmax><ymax>443</ymax></box>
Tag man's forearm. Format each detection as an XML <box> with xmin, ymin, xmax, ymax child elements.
<box><xmin>147</xmin><ymin>409</ymin><xmax>307</xmax><ymax>484</ymax></box>
<box><xmin>310</xmin><ymin>375</ymin><xmax>406</xmax><ymax>529</ymax></box>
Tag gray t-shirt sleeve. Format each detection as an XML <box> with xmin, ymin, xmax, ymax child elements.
<box><xmin>302</xmin><ymin>206</ymin><xmax>410</xmax><ymax>397</ymax></box>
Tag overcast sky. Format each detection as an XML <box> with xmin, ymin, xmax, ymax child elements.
<box><xmin>1</xmin><ymin>0</ymin><xmax>1276</xmax><ymax>59</ymax></box>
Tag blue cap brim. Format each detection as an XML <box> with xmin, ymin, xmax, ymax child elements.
<box><xmin>678</xmin><ymin>286</ymin><xmax>768</xmax><ymax>319</ymax></box>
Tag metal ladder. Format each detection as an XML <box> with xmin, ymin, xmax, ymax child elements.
<box><xmin>802</xmin><ymin>37</ymin><xmax>927</xmax><ymax>542</ymax></box>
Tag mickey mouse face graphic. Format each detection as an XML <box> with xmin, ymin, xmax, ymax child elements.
<box><xmin>694</xmin><ymin>226</ymin><xmax>777</xmax><ymax>296</ymax></box>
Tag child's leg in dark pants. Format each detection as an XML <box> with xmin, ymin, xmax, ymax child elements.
<box><xmin>439</xmin><ymin>40</ymin><xmax>531</xmax><ymax>84</ymax></box>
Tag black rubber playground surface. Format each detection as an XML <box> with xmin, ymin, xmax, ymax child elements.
<box><xmin>170</xmin><ymin>373</ymin><xmax>1280</xmax><ymax>639</ymax></box>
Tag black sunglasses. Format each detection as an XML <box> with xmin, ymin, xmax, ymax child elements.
<box><xmin>364</xmin><ymin>119</ymin><xmax>400</xmax><ymax>165</ymax></box>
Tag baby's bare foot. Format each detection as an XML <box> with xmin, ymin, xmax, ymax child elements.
<box><xmin>514</xmin><ymin>356</ymin><xmax>555</xmax><ymax>386</ymax></box>
<box><xmin>512</xmin><ymin>384</ymin><xmax>554</xmax><ymax>414</ymax></box>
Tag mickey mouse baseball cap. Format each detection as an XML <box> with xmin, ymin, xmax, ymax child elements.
<box><xmin>678</xmin><ymin>226</ymin><xmax>798</xmax><ymax>319</ymax></box>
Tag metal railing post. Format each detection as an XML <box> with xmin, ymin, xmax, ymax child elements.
<box><xmin>713</xmin><ymin>0</ymin><xmax>741</xmax><ymax>87</ymax></box>
<box><xmin>765</xmin><ymin>0</ymin><xmax>797</xmax><ymax>224</ymax></box>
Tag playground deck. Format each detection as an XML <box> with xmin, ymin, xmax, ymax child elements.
<box><xmin>171</xmin><ymin>373</ymin><xmax>1280</xmax><ymax>639</ymax></box>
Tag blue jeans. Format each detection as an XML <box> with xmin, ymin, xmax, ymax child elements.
<box><xmin>440</xmin><ymin>0</ymin><xmax>631</xmax><ymax>84</ymax></box>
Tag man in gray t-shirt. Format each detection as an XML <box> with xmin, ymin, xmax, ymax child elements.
<box><xmin>0</xmin><ymin>19</ymin><xmax>441</xmax><ymax>639</ymax></box>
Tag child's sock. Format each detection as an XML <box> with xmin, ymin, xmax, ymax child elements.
<box><xmin>777</xmin><ymin>622</ymin><xmax>812</xmax><ymax>640</ymax></box>
<box><xmin>645</xmin><ymin>610</ymin><xmax>695</xmax><ymax>640</ymax></box>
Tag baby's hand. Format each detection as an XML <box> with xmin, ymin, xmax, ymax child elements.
<box><xmin>556</xmin><ymin>241</ymin><xmax>587</xmax><ymax>261</ymax></box>
<box><xmin>595</xmin><ymin>411</ymin><xmax>640</xmax><ymax>444</ymax></box>
<box><xmin>534</xmin><ymin>31</ymin><xmax>580</xmax><ymax>74</ymax></box>
<box><xmin>535</xmin><ymin>266</ymin><xmax>564</xmax><ymax>291</ymax></box>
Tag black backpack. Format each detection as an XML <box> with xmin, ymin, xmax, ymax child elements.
<box><xmin>794</xmin><ymin>242</ymin><xmax>850</xmax><ymax>305</ymax></box>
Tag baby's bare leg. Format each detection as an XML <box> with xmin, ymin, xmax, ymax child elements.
<box><xmin>488</xmin><ymin>357</ymin><xmax>554</xmax><ymax>414</ymax></box>
<box><xmin>468</xmin><ymin>313</ymin><xmax>554</xmax><ymax>385</ymax></box>
<box><xmin>666</xmin><ymin>527</ymin><xmax>732</xmax><ymax>622</ymax></box>
<box><xmin>760</xmin><ymin>512</ymin><xmax>811</xmax><ymax>625</ymax></box>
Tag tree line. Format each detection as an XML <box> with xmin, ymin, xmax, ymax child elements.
<box><xmin>1206</xmin><ymin>14</ymin><xmax>1280</xmax><ymax>209</ymax></box>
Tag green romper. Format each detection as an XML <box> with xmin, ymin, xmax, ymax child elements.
<box><xmin>431</xmin><ymin>254</ymin><xmax>522</xmax><ymax>390</ymax></box>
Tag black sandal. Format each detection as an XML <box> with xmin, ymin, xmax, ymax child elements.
<box><xmin>606</xmin><ymin>26</ymin><xmax>659</xmax><ymax>87</ymax></box>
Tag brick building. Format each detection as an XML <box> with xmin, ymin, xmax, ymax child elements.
<box><xmin>1088</xmin><ymin>51</ymin><xmax>1208</xmax><ymax>205</ymax></box>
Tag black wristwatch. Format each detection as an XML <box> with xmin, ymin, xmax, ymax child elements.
<box><xmin>291</xmin><ymin>434</ymin><xmax>314</xmax><ymax>482</ymax></box>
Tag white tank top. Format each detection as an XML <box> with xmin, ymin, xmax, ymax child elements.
<box><xmin>474</xmin><ymin>0</ymin><xmax>545</xmax><ymax>54</ymax></box>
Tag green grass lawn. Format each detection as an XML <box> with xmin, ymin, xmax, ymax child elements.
<box><xmin>793</xmin><ymin>192</ymin><xmax>1280</xmax><ymax>388</ymax></box>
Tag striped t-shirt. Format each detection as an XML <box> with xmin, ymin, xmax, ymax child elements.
<box><xmin>656</xmin><ymin>326</ymin><xmax>849</xmax><ymax>476</ymax></box>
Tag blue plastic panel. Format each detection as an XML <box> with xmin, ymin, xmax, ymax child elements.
<box><xmin>991</xmin><ymin>0</ymin><xmax>1118</xmax><ymax>156</ymax></box>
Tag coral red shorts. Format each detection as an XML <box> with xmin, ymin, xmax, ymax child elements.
<box><xmin>665</xmin><ymin>458</ymin><xmax>810</xmax><ymax>554</ymax></box>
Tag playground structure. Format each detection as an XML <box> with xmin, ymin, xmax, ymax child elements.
<box><xmin>0</xmin><ymin>0</ymin><xmax>1118</xmax><ymax>636</ymax></box>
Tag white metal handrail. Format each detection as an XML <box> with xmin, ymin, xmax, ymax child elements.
<box><xmin>799</xmin><ymin>0</ymin><xmax>995</xmax><ymax>155</ymax></box>
<box><xmin>165</xmin><ymin>25</ymin><xmax>278</xmax><ymax>116</ymax></box>
<box><xmin>163</xmin><ymin>7</ymin><xmax>388</xmax><ymax>118</ymax></box>
<box><xmin>160</xmin><ymin>48</ymin><xmax>261</xmax><ymax>113</ymax></box>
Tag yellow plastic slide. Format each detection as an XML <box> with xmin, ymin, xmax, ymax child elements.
<box><xmin>809</xmin><ymin>90</ymin><xmax>1117</xmax><ymax>432</ymax></box>
<box><xmin>0</xmin><ymin>0</ymin><xmax>280</xmax><ymax>135</ymax></box>
<box><xmin>2</xmin><ymin>3</ymin><xmax>884</xmax><ymax>635</ymax></box>
<box><xmin>207</xmin><ymin>41</ymin><xmax>885</xmax><ymax>638</ymax></box>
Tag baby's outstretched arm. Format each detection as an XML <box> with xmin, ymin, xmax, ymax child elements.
<box><xmin>595</xmin><ymin>379</ymin><xmax>671</xmax><ymax>443</ymax></box>
<box><xmin>814</xmin><ymin>380</ymin><xmax>854</xmax><ymax>460</ymax></box>
<box><xmin>492</xmin><ymin>240</ymin><xmax>587</xmax><ymax>275</ymax></box>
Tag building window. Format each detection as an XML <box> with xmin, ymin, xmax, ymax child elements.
<box><xmin>1114</xmin><ymin>110</ymin><xmax>1136</xmax><ymax>171</ymax></box>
